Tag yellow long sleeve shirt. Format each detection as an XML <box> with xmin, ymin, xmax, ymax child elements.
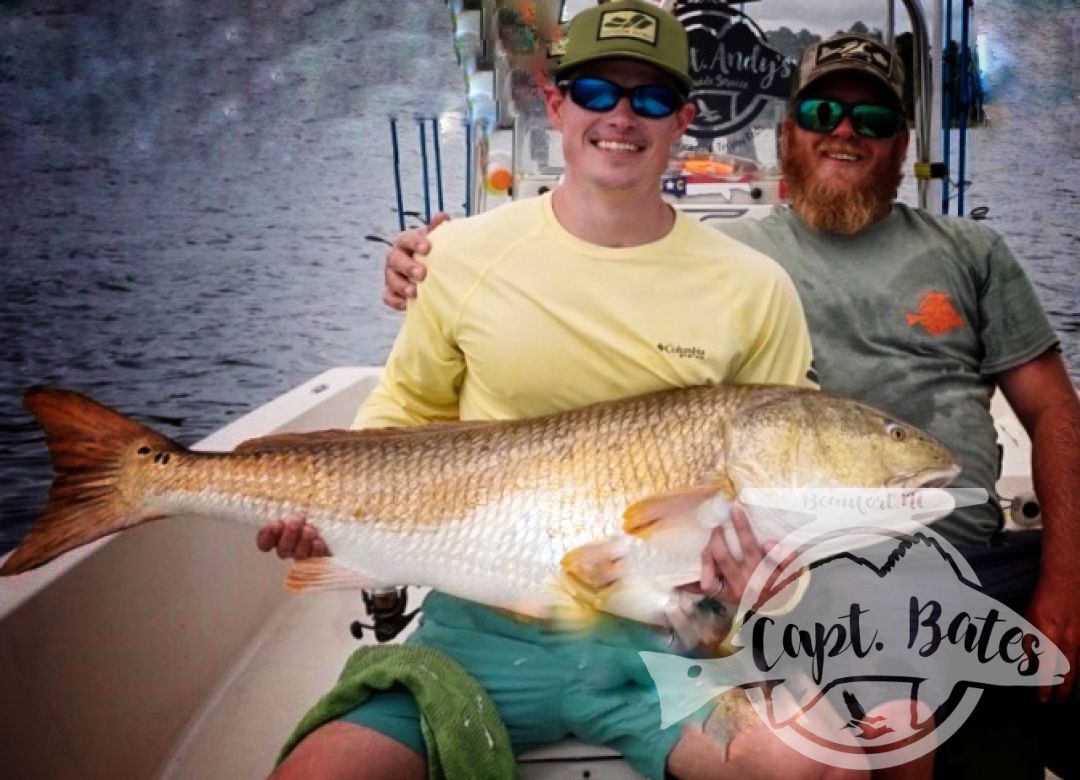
<box><xmin>357</xmin><ymin>192</ymin><xmax>814</xmax><ymax>428</ymax></box>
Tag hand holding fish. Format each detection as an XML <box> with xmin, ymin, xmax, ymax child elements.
<box><xmin>697</xmin><ymin>505</ymin><xmax>778</xmax><ymax>605</ymax></box>
<box><xmin>665</xmin><ymin>506</ymin><xmax>791</xmax><ymax>653</ymax></box>
<box><xmin>256</xmin><ymin>516</ymin><xmax>330</xmax><ymax>560</ymax></box>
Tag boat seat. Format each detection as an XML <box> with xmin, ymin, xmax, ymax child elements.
<box><xmin>518</xmin><ymin>740</ymin><xmax>641</xmax><ymax>778</ymax></box>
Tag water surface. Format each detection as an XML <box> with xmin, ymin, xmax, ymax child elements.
<box><xmin>0</xmin><ymin>0</ymin><xmax>1076</xmax><ymax>553</ymax></box>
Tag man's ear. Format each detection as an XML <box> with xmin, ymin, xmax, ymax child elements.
<box><xmin>896</xmin><ymin>124</ymin><xmax>911</xmax><ymax>158</ymax></box>
<box><xmin>542</xmin><ymin>78</ymin><xmax>565</xmax><ymax>130</ymax></box>
<box><xmin>671</xmin><ymin>98</ymin><xmax>696</xmax><ymax>140</ymax></box>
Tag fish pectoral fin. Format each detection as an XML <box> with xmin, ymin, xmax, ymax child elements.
<box><xmin>623</xmin><ymin>483</ymin><xmax>733</xmax><ymax>538</ymax></box>
<box><xmin>284</xmin><ymin>559</ymin><xmax>378</xmax><ymax>593</ymax></box>
<box><xmin>561</xmin><ymin>537</ymin><xmax>628</xmax><ymax>589</ymax></box>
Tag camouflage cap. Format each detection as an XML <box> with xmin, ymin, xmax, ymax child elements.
<box><xmin>555</xmin><ymin>0</ymin><xmax>692</xmax><ymax>93</ymax></box>
<box><xmin>793</xmin><ymin>33</ymin><xmax>904</xmax><ymax>106</ymax></box>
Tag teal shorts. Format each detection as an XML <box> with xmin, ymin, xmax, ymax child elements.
<box><xmin>341</xmin><ymin>591</ymin><xmax>706</xmax><ymax>779</ymax></box>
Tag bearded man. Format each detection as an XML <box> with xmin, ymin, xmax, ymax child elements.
<box><xmin>716</xmin><ymin>34</ymin><xmax>1080</xmax><ymax>776</ymax></box>
<box><xmin>378</xmin><ymin>31</ymin><xmax>1080</xmax><ymax>776</ymax></box>
<box><xmin>724</xmin><ymin>32</ymin><xmax>1079</xmax><ymax>647</ymax></box>
<box><xmin>262</xmin><ymin>5</ymin><xmax>869</xmax><ymax>779</ymax></box>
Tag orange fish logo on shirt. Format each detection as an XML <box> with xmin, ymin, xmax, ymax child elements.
<box><xmin>906</xmin><ymin>292</ymin><xmax>964</xmax><ymax>336</ymax></box>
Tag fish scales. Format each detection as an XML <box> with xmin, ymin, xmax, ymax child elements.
<box><xmin>3</xmin><ymin>384</ymin><xmax>961</xmax><ymax>627</ymax></box>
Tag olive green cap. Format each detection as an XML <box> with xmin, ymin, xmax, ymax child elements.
<box><xmin>555</xmin><ymin>0</ymin><xmax>692</xmax><ymax>93</ymax></box>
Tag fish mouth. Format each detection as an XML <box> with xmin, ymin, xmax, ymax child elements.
<box><xmin>887</xmin><ymin>464</ymin><xmax>962</xmax><ymax>489</ymax></box>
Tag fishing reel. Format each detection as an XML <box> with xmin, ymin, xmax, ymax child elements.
<box><xmin>350</xmin><ymin>587</ymin><xmax>420</xmax><ymax>643</ymax></box>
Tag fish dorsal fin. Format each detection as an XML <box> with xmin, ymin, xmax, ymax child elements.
<box><xmin>622</xmin><ymin>481</ymin><xmax>735</xmax><ymax>538</ymax></box>
<box><xmin>284</xmin><ymin>558</ymin><xmax>381</xmax><ymax>593</ymax></box>
<box><xmin>236</xmin><ymin>420</ymin><xmax>495</xmax><ymax>453</ymax></box>
<box><xmin>237</xmin><ymin>429</ymin><xmax>379</xmax><ymax>453</ymax></box>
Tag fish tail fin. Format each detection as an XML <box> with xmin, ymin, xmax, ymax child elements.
<box><xmin>905</xmin><ymin>313</ymin><xmax>921</xmax><ymax>326</ymax></box>
<box><xmin>0</xmin><ymin>388</ymin><xmax>181</xmax><ymax>575</ymax></box>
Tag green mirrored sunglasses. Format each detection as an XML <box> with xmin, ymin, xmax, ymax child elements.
<box><xmin>795</xmin><ymin>98</ymin><xmax>904</xmax><ymax>139</ymax></box>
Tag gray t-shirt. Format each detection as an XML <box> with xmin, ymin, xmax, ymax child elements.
<box><xmin>720</xmin><ymin>204</ymin><xmax>1058</xmax><ymax>545</ymax></box>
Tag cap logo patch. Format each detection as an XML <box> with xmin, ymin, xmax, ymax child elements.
<box><xmin>816</xmin><ymin>38</ymin><xmax>891</xmax><ymax>75</ymax></box>
<box><xmin>598</xmin><ymin>10</ymin><xmax>659</xmax><ymax>45</ymax></box>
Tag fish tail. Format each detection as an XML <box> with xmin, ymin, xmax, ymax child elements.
<box><xmin>0</xmin><ymin>388</ymin><xmax>181</xmax><ymax>575</ymax></box>
<box><xmin>905</xmin><ymin>313</ymin><xmax>921</xmax><ymax>326</ymax></box>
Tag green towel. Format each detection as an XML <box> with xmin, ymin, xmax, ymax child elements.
<box><xmin>277</xmin><ymin>644</ymin><xmax>515</xmax><ymax>779</ymax></box>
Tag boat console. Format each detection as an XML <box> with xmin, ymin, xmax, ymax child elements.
<box><xmin>440</xmin><ymin>0</ymin><xmax>974</xmax><ymax>228</ymax></box>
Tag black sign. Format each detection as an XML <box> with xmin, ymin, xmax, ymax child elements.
<box><xmin>673</xmin><ymin>0</ymin><xmax>794</xmax><ymax>139</ymax></box>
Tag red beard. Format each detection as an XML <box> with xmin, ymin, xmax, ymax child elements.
<box><xmin>781</xmin><ymin>123</ymin><xmax>906</xmax><ymax>235</ymax></box>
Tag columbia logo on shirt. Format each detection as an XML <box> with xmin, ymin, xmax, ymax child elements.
<box><xmin>657</xmin><ymin>342</ymin><xmax>705</xmax><ymax>360</ymax></box>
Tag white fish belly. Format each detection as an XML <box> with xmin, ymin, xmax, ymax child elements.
<box><xmin>339</xmin><ymin>489</ymin><xmax>628</xmax><ymax>618</ymax></box>
<box><xmin>152</xmin><ymin>487</ymin><xmax>705</xmax><ymax>626</ymax></box>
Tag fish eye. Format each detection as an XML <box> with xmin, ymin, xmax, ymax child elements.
<box><xmin>886</xmin><ymin>422</ymin><xmax>907</xmax><ymax>442</ymax></box>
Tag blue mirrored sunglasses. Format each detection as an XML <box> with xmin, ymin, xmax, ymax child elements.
<box><xmin>559</xmin><ymin>76</ymin><xmax>683</xmax><ymax>119</ymax></box>
<box><xmin>795</xmin><ymin>98</ymin><xmax>904</xmax><ymax>139</ymax></box>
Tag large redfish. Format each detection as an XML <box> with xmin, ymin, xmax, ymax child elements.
<box><xmin>0</xmin><ymin>385</ymin><xmax>958</xmax><ymax>627</ymax></box>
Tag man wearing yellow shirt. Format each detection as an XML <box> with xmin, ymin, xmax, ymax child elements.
<box><xmin>266</xmin><ymin>3</ymin><xmax>841</xmax><ymax>778</ymax></box>
<box><xmin>358</xmin><ymin>182</ymin><xmax>813</xmax><ymax>427</ymax></box>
